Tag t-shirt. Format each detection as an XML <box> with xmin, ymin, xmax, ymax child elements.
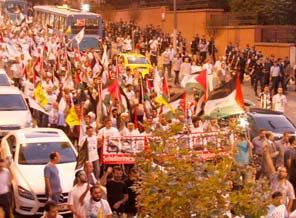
<box><xmin>270</xmin><ymin>174</ymin><xmax>295</xmax><ymax>207</ymax></box>
<box><xmin>68</xmin><ymin>184</ymin><xmax>91</xmax><ymax>218</ymax></box>
<box><xmin>125</xmin><ymin>179</ymin><xmax>137</xmax><ymax>214</ymax></box>
<box><xmin>272</xmin><ymin>94</ymin><xmax>287</xmax><ymax>113</ymax></box>
<box><xmin>235</xmin><ymin>140</ymin><xmax>249</xmax><ymax>165</ymax></box>
<box><xmin>0</xmin><ymin>168</ymin><xmax>10</xmax><ymax>194</ymax></box>
<box><xmin>106</xmin><ymin>180</ymin><xmax>128</xmax><ymax>212</ymax></box>
<box><xmin>80</xmin><ymin>135</ymin><xmax>99</xmax><ymax>162</ymax></box>
<box><xmin>44</xmin><ymin>163</ymin><xmax>61</xmax><ymax>194</ymax></box>
<box><xmin>267</xmin><ymin>204</ymin><xmax>286</xmax><ymax>218</ymax></box>
<box><xmin>84</xmin><ymin>198</ymin><xmax>112</xmax><ymax>218</ymax></box>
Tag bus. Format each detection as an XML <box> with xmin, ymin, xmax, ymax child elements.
<box><xmin>0</xmin><ymin>0</ymin><xmax>28</xmax><ymax>22</ymax></box>
<box><xmin>33</xmin><ymin>5</ymin><xmax>104</xmax><ymax>50</ymax></box>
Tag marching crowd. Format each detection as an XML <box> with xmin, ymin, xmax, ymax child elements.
<box><xmin>0</xmin><ymin>11</ymin><xmax>296</xmax><ymax>217</ymax></box>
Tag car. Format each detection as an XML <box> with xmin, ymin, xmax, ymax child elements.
<box><xmin>0</xmin><ymin>86</ymin><xmax>33</xmax><ymax>137</ymax></box>
<box><xmin>0</xmin><ymin>69</ymin><xmax>13</xmax><ymax>86</ymax></box>
<box><xmin>0</xmin><ymin>128</ymin><xmax>77</xmax><ymax>215</ymax></box>
<box><xmin>247</xmin><ymin>108</ymin><xmax>296</xmax><ymax>139</ymax></box>
<box><xmin>119</xmin><ymin>53</ymin><xmax>152</xmax><ymax>76</ymax></box>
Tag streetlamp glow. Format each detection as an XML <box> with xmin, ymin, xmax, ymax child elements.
<box><xmin>81</xmin><ymin>4</ymin><xmax>90</xmax><ymax>12</ymax></box>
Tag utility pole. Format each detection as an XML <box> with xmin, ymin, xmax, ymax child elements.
<box><xmin>173</xmin><ymin>0</ymin><xmax>177</xmax><ymax>51</ymax></box>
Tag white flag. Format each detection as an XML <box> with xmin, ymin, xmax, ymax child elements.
<box><xmin>101</xmin><ymin>45</ymin><xmax>109</xmax><ymax>68</ymax></box>
<box><xmin>6</xmin><ymin>42</ymin><xmax>20</xmax><ymax>59</ymax></box>
<box><xmin>74</xmin><ymin>28</ymin><xmax>85</xmax><ymax>44</ymax></box>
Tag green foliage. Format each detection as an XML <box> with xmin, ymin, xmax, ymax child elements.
<box><xmin>135</xmin><ymin>124</ymin><xmax>270</xmax><ymax>217</ymax></box>
<box><xmin>228</xmin><ymin>0</ymin><xmax>296</xmax><ymax>25</ymax></box>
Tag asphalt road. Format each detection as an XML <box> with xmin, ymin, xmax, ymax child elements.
<box><xmin>241</xmin><ymin>78</ymin><xmax>296</xmax><ymax>124</ymax></box>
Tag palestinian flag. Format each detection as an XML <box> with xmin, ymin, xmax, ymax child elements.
<box><xmin>204</xmin><ymin>75</ymin><xmax>245</xmax><ymax>118</ymax></box>
<box><xmin>181</xmin><ymin>69</ymin><xmax>206</xmax><ymax>93</ymax></box>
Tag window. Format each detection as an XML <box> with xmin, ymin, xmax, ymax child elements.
<box><xmin>0</xmin><ymin>94</ymin><xmax>27</xmax><ymax>111</ymax></box>
<box><xmin>18</xmin><ymin>142</ymin><xmax>76</xmax><ymax>165</ymax></box>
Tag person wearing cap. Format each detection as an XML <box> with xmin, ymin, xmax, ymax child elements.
<box><xmin>120</xmin><ymin>122</ymin><xmax>140</xmax><ymax>137</ymax></box>
<box><xmin>68</xmin><ymin>170</ymin><xmax>90</xmax><ymax>218</ymax></box>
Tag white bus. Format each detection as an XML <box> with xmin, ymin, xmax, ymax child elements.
<box><xmin>33</xmin><ymin>5</ymin><xmax>104</xmax><ymax>50</ymax></box>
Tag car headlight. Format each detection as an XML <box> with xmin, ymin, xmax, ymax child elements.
<box><xmin>18</xmin><ymin>186</ymin><xmax>34</xmax><ymax>200</ymax></box>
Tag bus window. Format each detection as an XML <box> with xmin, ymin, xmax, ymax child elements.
<box><xmin>60</xmin><ymin>16</ymin><xmax>66</xmax><ymax>31</ymax></box>
<box><xmin>85</xmin><ymin>18</ymin><xmax>98</xmax><ymax>27</ymax></box>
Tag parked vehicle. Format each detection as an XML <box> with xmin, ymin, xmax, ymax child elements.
<box><xmin>0</xmin><ymin>128</ymin><xmax>77</xmax><ymax>215</ymax></box>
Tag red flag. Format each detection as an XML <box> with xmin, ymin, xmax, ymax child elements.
<box><xmin>108</xmin><ymin>80</ymin><xmax>121</xmax><ymax>103</ymax></box>
<box><xmin>235</xmin><ymin>74</ymin><xmax>245</xmax><ymax>111</ymax></box>
<box><xmin>195</xmin><ymin>69</ymin><xmax>207</xmax><ymax>90</ymax></box>
<box><xmin>162</xmin><ymin>76</ymin><xmax>169</xmax><ymax>97</ymax></box>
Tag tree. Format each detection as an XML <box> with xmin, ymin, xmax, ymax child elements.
<box><xmin>228</xmin><ymin>0</ymin><xmax>296</xmax><ymax>25</ymax></box>
<box><xmin>135</xmin><ymin>123</ymin><xmax>271</xmax><ymax>217</ymax></box>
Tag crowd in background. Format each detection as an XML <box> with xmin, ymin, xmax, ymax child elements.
<box><xmin>1</xmin><ymin>12</ymin><xmax>296</xmax><ymax>217</ymax></box>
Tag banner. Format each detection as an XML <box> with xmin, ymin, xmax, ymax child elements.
<box><xmin>101</xmin><ymin>131</ymin><xmax>233</xmax><ymax>164</ymax></box>
<box><xmin>102</xmin><ymin>136</ymin><xmax>146</xmax><ymax>164</ymax></box>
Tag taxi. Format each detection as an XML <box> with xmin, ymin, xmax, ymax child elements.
<box><xmin>118</xmin><ymin>53</ymin><xmax>152</xmax><ymax>76</ymax></box>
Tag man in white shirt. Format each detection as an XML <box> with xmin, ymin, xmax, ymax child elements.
<box><xmin>83</xmin><ymin>185</ymin><xmax>112</xmax><ymax>218</ymax></box>
<box><xmin>0</xmin><ymin>159</ymin><xmax>11</xmax><ymax>218</ymax></box>
<box><xmin>79</xmin><ymin>126</ymin><xmax>101</xmax><ymax>179</ymax></box>
<box><xmin>203</xmin><ymin>59</ymin><xmax>214</xmax><ymax>92</ymax></box>
<box><xmin>272</xmin><ymin>87</ymin><xmax>287</xmax><ymax>113</ymax></box>
<box><xmin>97</xmin><ymin>119</ymin><xmax>120</xmax><ymax>142</ymax></box>
<box><xmin>270</xmin><ymin>61</ymin><xmax>281</xmax><ymax>94</ymax></box>
<box><xmin>68</xmin><ymin>170</ymin><xmax>91</xmax><ymax>218</ymax></box>
<box><xmin>120</xmin><ymin>122</ymin><xmax>140</xmax><ymax>136</ymax></box>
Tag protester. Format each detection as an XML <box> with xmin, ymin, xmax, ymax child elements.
<box><xmin>41</xmin><ymin>201</ymin><xmax>64</xmax><ymax>218</ymax></box>
<box><xmin>83</xmin><ymin>185</ymin><xmax>112</xmax><ymax>218</ymax></box>
<box><xmin>44</xmin><ymin>152</ymin><xmax>62</xmax><ymax>203</ymax></box>
<box><xmin>0</xmin><ymin>159</ymin><xmax>11</xmax><ymax>218</ymax></box>
<box><xmin>101</xmin><ymin>166</ymin><xmax>128</xmax><ymax>217</ymax></box>
<box><xmin>68</xmin><ymin>170</ymin><xmax>90</xmax><ymax>218</ymax></box>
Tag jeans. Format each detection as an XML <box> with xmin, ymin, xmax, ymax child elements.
<box><xmin>0</xmin><ymin>192</ymin><xmax>11</xmax><ymax>218</ymax></box>
<box><xmin>92</xmin><ymin>159</ymin><xmax>101</xmax><ymax>179</ymax></box>
<box><xmin>270</xmin><ymin>76</ymin><xmax>280</xmax><ymax>94</ymax></box>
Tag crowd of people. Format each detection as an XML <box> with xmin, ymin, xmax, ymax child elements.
<box><xmin>0</xmin><ymin>10</ymin><xmax>296</xmax><ymax>217</ymax></box>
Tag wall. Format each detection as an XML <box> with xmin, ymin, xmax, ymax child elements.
<box><xmin>111</xmin><ymin>7</ymin><xmax>295</xmax><ymax>61</ymax></box>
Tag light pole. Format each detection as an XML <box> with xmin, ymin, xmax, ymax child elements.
<box><xmin>173</xmin><ymin>0</ymin><xmax>177</xmax><ymax>51</ymax></box>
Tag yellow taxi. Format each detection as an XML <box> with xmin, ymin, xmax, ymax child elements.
<box><xmin>118</xmin><ymin>53</ymin><xmax>152</xmax><ymax>77</ymax></box>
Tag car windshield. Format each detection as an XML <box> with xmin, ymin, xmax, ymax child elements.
<box><xmin>18</xmin><ymin>142</ymin><xmax>76</xmax><ymax>165</ymax></box>
<box><xmin>0</xmin><ymin>94</ymin><xmax>27</xmax><ymax>111</ymax></box>
<box><xmin>72</xmin><ymin>37</ymin><xmax>99</xmax><ymax>51</ymax></box>
<box><xmin>0</xmin><ymin>74</ymin><xmax>10</xmax><ymax>86</ymax></box>
<box><xmin>254</xmin><ymin>115</ymin><xmax>296</xmax><ymax>133</ymax></box>
<box><xmin>127</xmin><ymin>56</ymin><xmax>148</xmax><ymax>64</ymax></box>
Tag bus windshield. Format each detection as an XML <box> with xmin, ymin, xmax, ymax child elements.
<box><xmin>5</xmin><ymin>1</ymin><xmax>27</xmax><ymax>14</ymax></box>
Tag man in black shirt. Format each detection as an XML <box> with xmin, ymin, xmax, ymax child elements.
<box><xmin>124</xmin><ymin>168</ymin><xmax>138</xmax><ymax>217</ymax></box>
<box><xmin>101</xmin><ymin>166</ymin><xmax>128</xmax><ymax>217</ymax></box>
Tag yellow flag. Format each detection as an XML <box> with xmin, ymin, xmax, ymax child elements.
<box><xmin>65</xmin><ymin>26</ymin><xmax>71</xmax><ymax>35</ymax></box>
<box><xmin>34</xmin><ymin>84</ymin><xmax>48</xmax><ymax>108</ymax></box>
<box><xmin>155</xmin><ymin>95</ymin><xmax>175</xmax><ymax>112</ymax></box>
<box><xmin>66</xmin><ymin>106</ymin><xmax>80</xmax><ymax>126</ymax></box>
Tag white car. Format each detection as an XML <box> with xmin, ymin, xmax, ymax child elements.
<box><xmin>0</xmin><ymin>128</ymin><xmax>77</xmax><ymax>215</ymax></box>
<box><xmin>0</xmin><ymin>86</ymin><xmax>33</xmax><ymax>137</ymax></box>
